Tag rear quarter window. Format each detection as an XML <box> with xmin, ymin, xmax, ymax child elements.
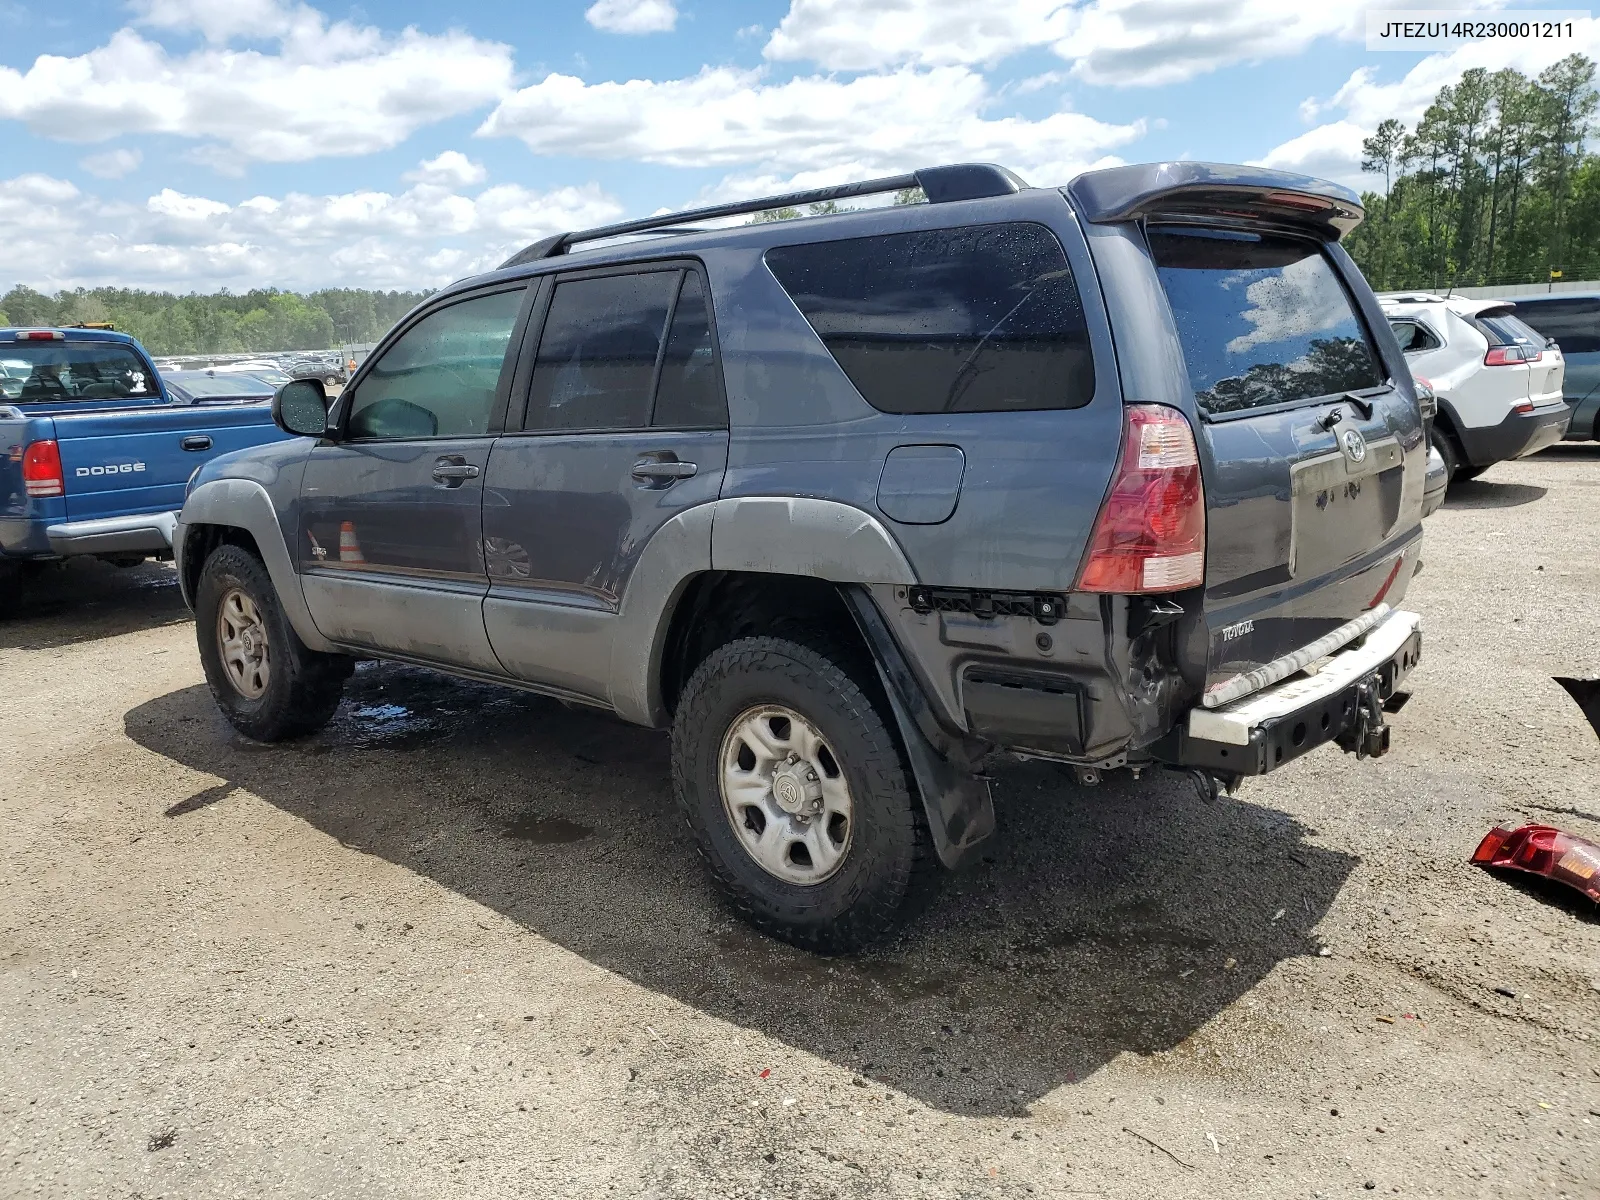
<box><xmin>764</xmin><ymin>221</ymin><xmax>1095</xmax><ymax>414</ymax></box>
<box><xmin>1149</xmin><ymin>226</ymin><xmax>1385</xmax><ymax>415</ymax></box>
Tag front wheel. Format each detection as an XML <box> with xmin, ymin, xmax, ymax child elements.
<box><xmin>195</xmin><ymin>544</ymin><xmax>351</xmax><ymax>741</ymax></box>
<box><xmin>671</xmin><ymin>635</ymin><xmax>930</xmax><ymax>954</ymax></box>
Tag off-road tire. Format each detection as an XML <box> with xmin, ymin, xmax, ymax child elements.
<box><xmin>671</xmin><ymin>635</ymin><xmax>931</xmax><ymax>954</ymax></box>
<box><xmin>195</xmin><ymin>543</ymin><xmax>351</xmax><ymax>741</ymax></box>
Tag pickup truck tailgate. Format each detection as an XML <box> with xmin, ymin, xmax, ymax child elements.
<box><xmin>56</xmin><ymin>403</ymin><xmax>281</xmax><ymax>521</ymax></box>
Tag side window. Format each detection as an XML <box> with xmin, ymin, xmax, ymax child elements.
<box><xmin>653</xmin><ymin>272</ymin><xmax>727</xmax><ymax>428</ymax></box>
<box><xmin>526</xmin><ymin>272</ymin><xmax>677</xmax><ymax>431</ymax></box>
<box><xmin>764</xmin><ymin>222</ymin><xmax>1095</xmax><ymax>414</ymax></box>
<box><xmin>347</xmin><ymin>288</ymin><xmax>524</xmax><ymax>439</ymax></box>
<box><xmin>1389</xmin><ymin>319</ymin><xmax>1440</xmax><ymax>354</ymax></box>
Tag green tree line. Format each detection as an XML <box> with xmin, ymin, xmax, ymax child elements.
<box><xmin>1346</xmin><ymin>54</ymin><xmax>1600</xmax><ymax>291</ymax></box>
<box><xmin>0</xmin><ymin>285</ymin><xmax>430</xmax><ymax>356</ymax></box>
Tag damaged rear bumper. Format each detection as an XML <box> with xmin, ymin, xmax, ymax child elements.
<box><xmin>1155</xmin><ymin>609</ymin><xmax>1422</xmax><ymax>776</ymax></box>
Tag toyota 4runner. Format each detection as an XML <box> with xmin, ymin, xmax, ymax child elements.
<box><xmin>176</xmin><ymin>162</ymin><xmax>1425</xmax><ymax>952</ymax></box>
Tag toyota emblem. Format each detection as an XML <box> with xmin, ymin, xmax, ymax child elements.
<box><xmin>1341</xmin><ymin>428</ymin><xmax>1367</xmax><ymax>464</ymax></box>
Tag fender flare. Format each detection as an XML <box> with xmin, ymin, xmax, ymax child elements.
<box><xmin>709</xmin><ymin>496</ymin><xmax>917</xmax><ymax>584</ymax></box>
<box><xmin>610</xmin><ymin>497</ymin><xmax>919</xmax><ymax>726</ymax></box>
<box><xmin>177</xmin><ymin>478</ymin><xmax>336</xmax><ymax>653</ymax></box>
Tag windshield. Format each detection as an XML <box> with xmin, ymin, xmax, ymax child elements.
<box><xmin>0</xmin><ymin>341</ymin><xmax>158</xmax><ymax>402</ymax></box>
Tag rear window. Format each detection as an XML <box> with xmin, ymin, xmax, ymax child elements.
<box><xmin>1149</xmin><ymin>227</ymin><xmax>1385</xmax><ymax>415</ymax></box>
<box><xmin>0</xmin><ymin>341</ymin><xmax>157</xmax><ymax>402</ymax></box>
<box><xmin>764</xmin><ymin>222</ymin><xmax>1095</xmax><ymax>414</ymax></box>
<box><xmin>1472</xmin><ymin>311</ymin><xmax>1548</xmax><ymax>350</ymax></box>
<box><xmin>1512</xmin><ymin>297</ymin><xmax>1600</xmax><ymax>353</ymax></box>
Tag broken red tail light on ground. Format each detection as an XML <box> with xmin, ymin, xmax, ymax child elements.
<box><xmin>1471</xmin><ymin>823</ymin><xmax>1600</xmax><ymax>903</ymax></box>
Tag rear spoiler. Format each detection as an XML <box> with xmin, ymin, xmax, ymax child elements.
<box><xmin>1066</xmin><ymin>162</ymin><xmax>1364</xmax><ymax>240</ymax></box>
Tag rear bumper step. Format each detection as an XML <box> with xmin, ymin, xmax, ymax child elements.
<box><xmin>1158</xmin><ymin>609</ymin><xmax>1421</xmax><ymax>776</ymax></box>
<box><xmin>46</xmin><ymin>511</ymin><xmax>178</xmax><ymax>557</ymax></box>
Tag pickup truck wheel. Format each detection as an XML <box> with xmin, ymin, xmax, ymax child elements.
<box><xmin>671</xmin><ymin>635</ymin><xmax>929</xmax><ymax>954</ymax></box>
<box><xmin>195</xmin><ymin>544</ymin><xmax>351</xmax><ymax>741</ymax></box>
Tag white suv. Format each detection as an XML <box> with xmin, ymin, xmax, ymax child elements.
<box><xmin>1380</xmin><ymin>292</ymin><xmax>1570</xmax><ymax>481</ymax></box>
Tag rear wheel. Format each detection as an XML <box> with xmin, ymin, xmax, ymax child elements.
<box><xmin>671</xmin><ymin>635</ymin><xmax>930</xmax><ymax>954</ymax></box>
<box><xmin>195</xmin><ymin>544</ymin><xmax>351</xmax><ymax>740</ymax></box>
<box><xmin>1430</xmin><ymin>425</ymin><xmax>1463</xmax><ymax>481</ymax></box>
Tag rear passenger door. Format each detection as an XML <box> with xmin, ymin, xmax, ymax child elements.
<box><xmin>298</xmin><ymin>285</ymin><xmax>530</xmax><ymax>670</ymax></box>
<box><xmin>481</xmin><ymin>263</ymin><xmax>728</xmax><ymax>699</ymax></box>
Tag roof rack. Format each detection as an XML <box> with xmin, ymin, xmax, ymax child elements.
<box><xmin>499</xmin><ymin>163</ymin><xmax>1027</xmax><ymax>270</ymax></box>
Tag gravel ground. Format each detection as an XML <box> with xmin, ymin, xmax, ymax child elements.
<box><xmin>2</xmin><ymin>447</ymin><xmax>1598</xmax><ymax>1200</ymax></box>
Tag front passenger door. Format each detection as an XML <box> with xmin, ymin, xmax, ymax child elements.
<box><xmin>299</xmin><ymin>285</ymin><xmax>529</xmax><ymax>670</ymax></box>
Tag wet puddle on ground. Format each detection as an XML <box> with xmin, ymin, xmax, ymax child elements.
<box><xmin>502</xmin><ymin>813</ymin><xmax>594</xmax><ymax>843</ymax></box>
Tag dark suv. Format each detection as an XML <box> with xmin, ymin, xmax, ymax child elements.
<box><xmin>176</xmin><ymin>162</ymin><xmax>1425</xmax><ymax>952</ymax></box>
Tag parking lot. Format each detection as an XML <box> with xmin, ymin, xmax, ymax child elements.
<box><xmin>1</xmin><ymin>447</ymin><xmax>1597</xmax><ymax>1199</ymax></box>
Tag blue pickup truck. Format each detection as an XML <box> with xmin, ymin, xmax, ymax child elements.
<box><xmin>1</xmin><ymin>326</ymin><xmax>291</xmax><ymax>613</ymax></box>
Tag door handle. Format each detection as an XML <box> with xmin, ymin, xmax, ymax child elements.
<box><xmin>631</xmin><ymin>457</ymin><xmax>698</xmax><ymax>484</ymax></box>
<box><xmin>181</xmin><ymin>435</ymin><xmax>213</xmax><ymax>451</ymax></box>
<box><xmin>432</xmin><ymin>458</ymin><xmax>481</xmax><ymax>487</ymax></box>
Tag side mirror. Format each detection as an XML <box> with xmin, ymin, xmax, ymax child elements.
<box><xmin>273</xmin><ymin>379</ymin><xmax>330</xmax><ymax>438</ymax></box>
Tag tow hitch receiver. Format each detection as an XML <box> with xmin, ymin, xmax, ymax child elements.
<box><xmin>1337</xmin><ymin>678</ymin><xmax>1390</xmax><ymax>760</ymax></box>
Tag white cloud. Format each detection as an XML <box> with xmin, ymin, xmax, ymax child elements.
<box><xmin>1253</xmin><ymin>122</ymin><xmax>1370</xmax><ymax>190</ymax></box>
<box><xmin>0</xmin><ymin>168</ymin><xmax>623</xmax><ymax>293</ymax></box>
<box><xmin>135</xmin><ymin>0</ymin><xmax>305</xmax><ymax>43</ymax></box>
<box><xmin>761</xmin><ymin>0</ymin><xmax>1506</xmax><ymax>86</ymax></box>
<box><xmin>585</xmin><ymin>0</ymin><xmax>678</xmax><ymax>35</ymax></box>
<box><xmin>79</xmin><ymin>147</ymin><xmax>143</xmax><ymax>179</ymax></box>
<box><xmin>478</xmin><ymin>65</ymin><xmax>1143</xmax><ymax>186</ymax></box>
<box><xmin>1055</xmin><ymin>0</ymin><xmax>1374</xmax><ymax>87</ymax></box>
<box><xmin>0</xmin><ymin>8</ymin><xmax>515</xmax><ymax>164</ymax></box>
<box><xmin>764</xmin><ymin>0</ymin><xmax>1069</xmax><ymax>71</ymax></box>
<box><xmin>1260</xmin><ymin>16</ymin><xmax>1600</xmax><ymax>189</ymax></box>
<box><xmin>405</xmin><ymin>151</ymin><xmax>488</xmax><ymax>188</ymax></box>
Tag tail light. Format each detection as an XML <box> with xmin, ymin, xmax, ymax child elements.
<box><xmin>21</xmin><ymin>439</ymin><xmax>64</xmax><ymax>497</ymax></box>
<box><xmin>1484</xmin><ymin>344</ymin><xmax>1542</xmax><ymax>366</ymax></box>
<box><xmin>1077</xmin><ymin>404</ymin><xmax>1205</xmax><ymax>593</ymax></box>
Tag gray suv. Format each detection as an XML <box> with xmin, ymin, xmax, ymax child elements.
<box><xmin>176</xmin><ymin>162</ymin><xmax>1425</xmax><ymax>952</ymax></box>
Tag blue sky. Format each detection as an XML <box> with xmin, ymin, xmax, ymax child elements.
<box><xmin>1</xmin><ymin>0</ymin><xmax>1594</xmax><ymax>293</ymax></box>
